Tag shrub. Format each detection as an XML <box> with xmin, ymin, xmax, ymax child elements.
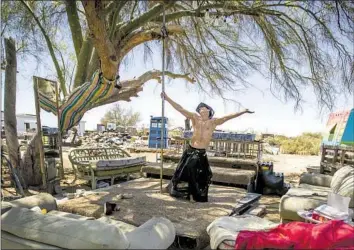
<box><xmin>264</xmin><ymin>133</ymin><xmax>322</xmax><ymax>155</ymax></box>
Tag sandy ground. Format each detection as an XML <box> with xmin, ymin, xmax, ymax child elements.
<box><xmin>3</xmin><ymin>149</ymin><xmax>320</xmax><ymax>223</ymax></box>
<box><xmin>262</xmin><ymin>153</ymin><xmax>320</xmax><ymax>175</ymax></box>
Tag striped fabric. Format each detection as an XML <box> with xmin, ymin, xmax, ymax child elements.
<box><xmin>38</xmin><ymin>91</ymin><xmax>58</xmax><ymax>115</ymax></box>
<box><xmin>58</xmin><ymin>70</ymin><xmax>116</xmax><ymax>132</ymax></box>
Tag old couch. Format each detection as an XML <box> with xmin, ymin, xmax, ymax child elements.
<box><xmin>279</xmin><ymin>165</ymin><xmax>354</xmax><ymax>222</ymax></box>
<box><xmin>1</xmin><ymin>194</ymin><xmax>175</xmax><ymax>249</ymax></box>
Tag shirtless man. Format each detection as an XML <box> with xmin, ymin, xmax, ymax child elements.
<box><xmin>161</xmin><ymin>92</ymin><xmax>254</xmax><ymax>202</ymax></box>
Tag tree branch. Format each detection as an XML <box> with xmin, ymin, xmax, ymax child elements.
<box><xmin>81</xmin><ymin>0</ymin><xmax>117</xmax><ymax>80</ymax></box>
<box><xmin>73</xmin><ymin>36</ymin><xmax>94</xmax><ymax>88</ymax></box>
<box><xmin>20</xmin><ymin>0</ymin><xmax>67</xmax><ymax>96</ymax></box>
<box><xmin>65</xmin><ymin>0</ymin><xmax>83</xmax><ymax>59</ymax></box>
<box><xmin>116</xmin><ymin>1</ymin><xmax>175</xmax><ymax>41</ymax></box>
<box><xmin>118</xmin><ymin>25</ymin><xmax>185</xmax><ymax>61</ymax></box>
<box><xmin>85</xmin><ymin>49</ymin><xmax>99</xmax><ymax>82</ymax></box>
<box><xmin>94</xmin><ymin>70</ymin><xmax>195</xmax><ymax>107</ymax></box>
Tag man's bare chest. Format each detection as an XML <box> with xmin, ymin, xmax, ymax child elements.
<box><xmin>193</xmin><ymin>120</ymin><xmax>215</xmax><ymax>132</ymax></box>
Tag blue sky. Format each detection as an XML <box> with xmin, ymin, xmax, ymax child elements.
<box><xmin>1</xmin><ymin>44</ymin><xmax>352</xmax><ymax>137</ymax></box>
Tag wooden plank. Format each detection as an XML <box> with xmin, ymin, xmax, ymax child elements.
<box><xmin>33</xmin><ymin>77</ymin><xmax>47</xmax><ymax>188</ymax></box>
<box><xmin>229</xmin><ymin>193</ymin><xmax>261</xmax><ymax>216</ymax></box>
<box><xmin>246</xmin><ymin>204</ymin><xmax>267</xmax><ymax>217</ymax></box>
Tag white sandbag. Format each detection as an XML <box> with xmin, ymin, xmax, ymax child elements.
<box><xmin>125</xmin><ymin>217</ymin><xmax>176</xmax><ymax>249</ymax></box>
<box><xmin>9</xmin><ymin>193</ymin><xmax>57</xmax><ymax>212</ymax></box>
<box><xmin>1</xmin><ymin>207</ymin><xmax>129</xmax><ymax>249</ymax></box>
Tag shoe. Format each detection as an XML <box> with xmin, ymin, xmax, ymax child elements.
<box><xmin>104</xmin><ymin>202</ymin><xmax>120</xmax><ymax>215</ymax></box>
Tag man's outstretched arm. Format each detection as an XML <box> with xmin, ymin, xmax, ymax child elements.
<box><xmin>214</xmin><ymin>109</ymin><xmax>254</xmax><ymax>126</ymax></box>
<box><xmin>161</xmin><ymin>92</ymin><xmax>195</xmax><ymax>119</ymax></box>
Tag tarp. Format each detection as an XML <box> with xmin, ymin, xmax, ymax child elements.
<box><xmin>235</xmin><ymin>220</ymin><xmax>354</xmax><ymax>249</ymax></box>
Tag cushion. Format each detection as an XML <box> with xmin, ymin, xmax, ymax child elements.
<box><xmin>1</xmin><ymin>207</ymin><xmax>129</xmax><ymax>249</ymax></box>
<box><xmin>337</xmin><ymin>175</ymin><xmax>354</xmax><ymax>208</ymax></box>
<box><xmin>1</xmin><ymin>231</ymin><xmax>62</xmax><ymax>249</ymax></box>
<box><xmin>47</xmin><ymin>210</ymin><xmax>96</xmax><ymax>220</ymax></box>
<box><xmin>299</xmin><ymin>173</ymin><xmax>332</xmax><ymax>187</ymax></box>
<box><xmin>142</xmin><ymin>164</ymin><xmax>255</xmax><ymax>186</ymax></box>
<box><xmin>94</xmin><ymin>157</ymin><xmax>146</xmax><ymax>171</ymax></box>
<box><xmin>94</xmin><ymin>165</ymin><xmax>142</xmax><ymax>177</ymax></box>
<box><xmin>97</xmin><ymin>217</ymin><xmax>136</xmax><ymax>233</ymax></box>
<box><xmin>331</xmin><ymin>166</ymin><xmax>354</xmax><ymax>193</ymax></box>
<box><xmin>286</xmin><ymin>187</ymin><xmax>329</xmax><ymax>198</ymax></box>
<box><xmin>279</xmin><ymin>195</ymin><xmax>327</xmax><ymax>221</ymax></box>
<box><xmin>298</xmin><ymin>184</ymin><xmax>332</xmax><ymax>193</ymax></box>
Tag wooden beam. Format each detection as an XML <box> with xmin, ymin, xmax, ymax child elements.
<box><xmin>33</xmin><ymin>77</ymin><xmax>47</xmax><ymax>188</ymax></box>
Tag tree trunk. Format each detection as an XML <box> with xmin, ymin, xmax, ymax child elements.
<box><xmin>20</xmin><ymin>134</ymin><xmax>43</xmax><ymax>186</ymax></box>
<box><xmin>3</xmin><ymin>38</ymin><xmax>27</xmax><ymax>190</ymax></box>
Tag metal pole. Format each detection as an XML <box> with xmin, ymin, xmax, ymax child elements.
<box><xmin>0</xmin><ymin>0</ymin><xmax>3</xmax><ymax>154</ymax></box>
<box><xmin>54</xmin><ymin>80</ymin><xmax>64</xmax><ymax>179</ymax></box>
<box><xmin>160</xmin><ymin>5</ymin><xmax>166</xmax><ymax>193</ymax></box>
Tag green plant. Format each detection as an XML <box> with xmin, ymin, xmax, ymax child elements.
<box><xmin>264</xmin><ymin>133</ymin><xmax>322</xmax><ymax>155</ymax></box>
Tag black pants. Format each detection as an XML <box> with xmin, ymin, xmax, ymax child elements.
<box><xmin>169</xmin><ymin>145</ymin><xmax>213</xmax><ymax>202</ymax></box>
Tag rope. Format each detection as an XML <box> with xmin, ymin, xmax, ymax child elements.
<box><xmin>160</xmin><ymin>5</ymin><xmax>167</xmax><ymax>193</ymax></box>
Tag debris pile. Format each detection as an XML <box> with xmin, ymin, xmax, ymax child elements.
<box><xmin>78</xmin><ymin>131</ymin><xmax>130</xmax><ymax>148</ymax></box>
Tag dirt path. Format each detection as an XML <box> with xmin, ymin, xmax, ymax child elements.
<box><xmin>263</xmin><ymin>153</ymin><xmax>320</xmax><ymax>175</ymax></box>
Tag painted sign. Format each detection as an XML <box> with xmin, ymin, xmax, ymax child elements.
<box><xmin>322</xmin><ymin>109</ymin><xmax>353</xmax><ymax>146</ymax></box>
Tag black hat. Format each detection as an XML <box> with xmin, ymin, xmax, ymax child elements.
<box><xmin>196</xmin><ymin>102</ymin><xmax>214</xmax><ymax>119</ymax></box>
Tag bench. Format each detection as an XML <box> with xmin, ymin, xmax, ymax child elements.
<box><xmin>68</xmin><ymin>147</ymin><xmax>146</xmax><ymax>189</ymax></box>
<box><xmin>141</xmin><ymin>162</ymin><xmax>256</xmax><ymax>187</ymax></box>
<box><xmin>164</xmin><ymin>153</ymin><xmax>258</xmax><ymax>171</ymax></box>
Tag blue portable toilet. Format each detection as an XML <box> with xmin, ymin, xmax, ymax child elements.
<box><xmin>148</xmin><ymin>116</ymin><xmax>168</xmax><ymax>148</ymax></box>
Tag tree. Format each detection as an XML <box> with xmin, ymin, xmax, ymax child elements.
<box><xmin>2</xmin><ymin>1</ymin><xmax>353</xmax><ymax>120</ymax></box>
<box><xmin>3</xmin><ymin>37</ymin><xmax>27</xmax><ymax>193</ymax></box>
<box><xmin>2</xmin><ymin>0</ymin><xmax>353</xmax><ymax>185</ymax></box>
<box><xmin>3</xmin><ymin>37</ymin><xmax>43</xmax><ymax>188</ymax></box>
<box><xmin>101</xmin><ymin>104</ymin><xmax>141</xmax><ymax>129</ymax></box>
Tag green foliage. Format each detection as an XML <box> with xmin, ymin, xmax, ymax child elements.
<box><xmin>265</xmin><ymin>132</ymin><xmax>322</xmax><ymax>155</ymax></box>
<box><xmin>100</xmin><ymin>104</ymin><xmax>141</xmax><ymax>128</ymax></box>
<box><xmin>3</xmin><ymin>0</ymin><xmax>353</xmax><ymax>110</ymax></box>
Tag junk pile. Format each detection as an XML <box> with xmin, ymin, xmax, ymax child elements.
<box><xmin>77</xmin><ymin>131</ymin><xmax>130</xmax><ymax>148</ymax></box>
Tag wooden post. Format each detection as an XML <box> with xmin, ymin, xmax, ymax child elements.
<box><xmin>243</xmin><ymin>143</ymin><xmax>246</xmax><ymax>159</ymax></box>
<box><xmin>33</xmin><ymin>77</ymin><xmax>47</xmax><ymax>188</ymax></box>
<box><xmin>54</xmin><ymin>80</ymin><xmax>65</xmax><ymax>179</ymax></box>
<box><xmin>340</xmin><ymin>149</ymin><xmax>345</xmax><ymax>166</ymax></box>
<box><xmin>333</xmin><ymin>148</ymin><xmax>339</xmax><ymax>165</ymax></box>
<box><xmin>320</xmin><ymin>145</ymin><xmax>326</xmax><ymax>164</ymax></box>
<box><xmin>237</xmin><ymin>143</ymin><xmax>240</xmax><ymax>158</ymax></box>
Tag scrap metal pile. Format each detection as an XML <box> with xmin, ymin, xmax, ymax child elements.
<box><xmin>77</xmin><ymin>131</ymin><xmax>131</xmax><ymax>148</ymax></box>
